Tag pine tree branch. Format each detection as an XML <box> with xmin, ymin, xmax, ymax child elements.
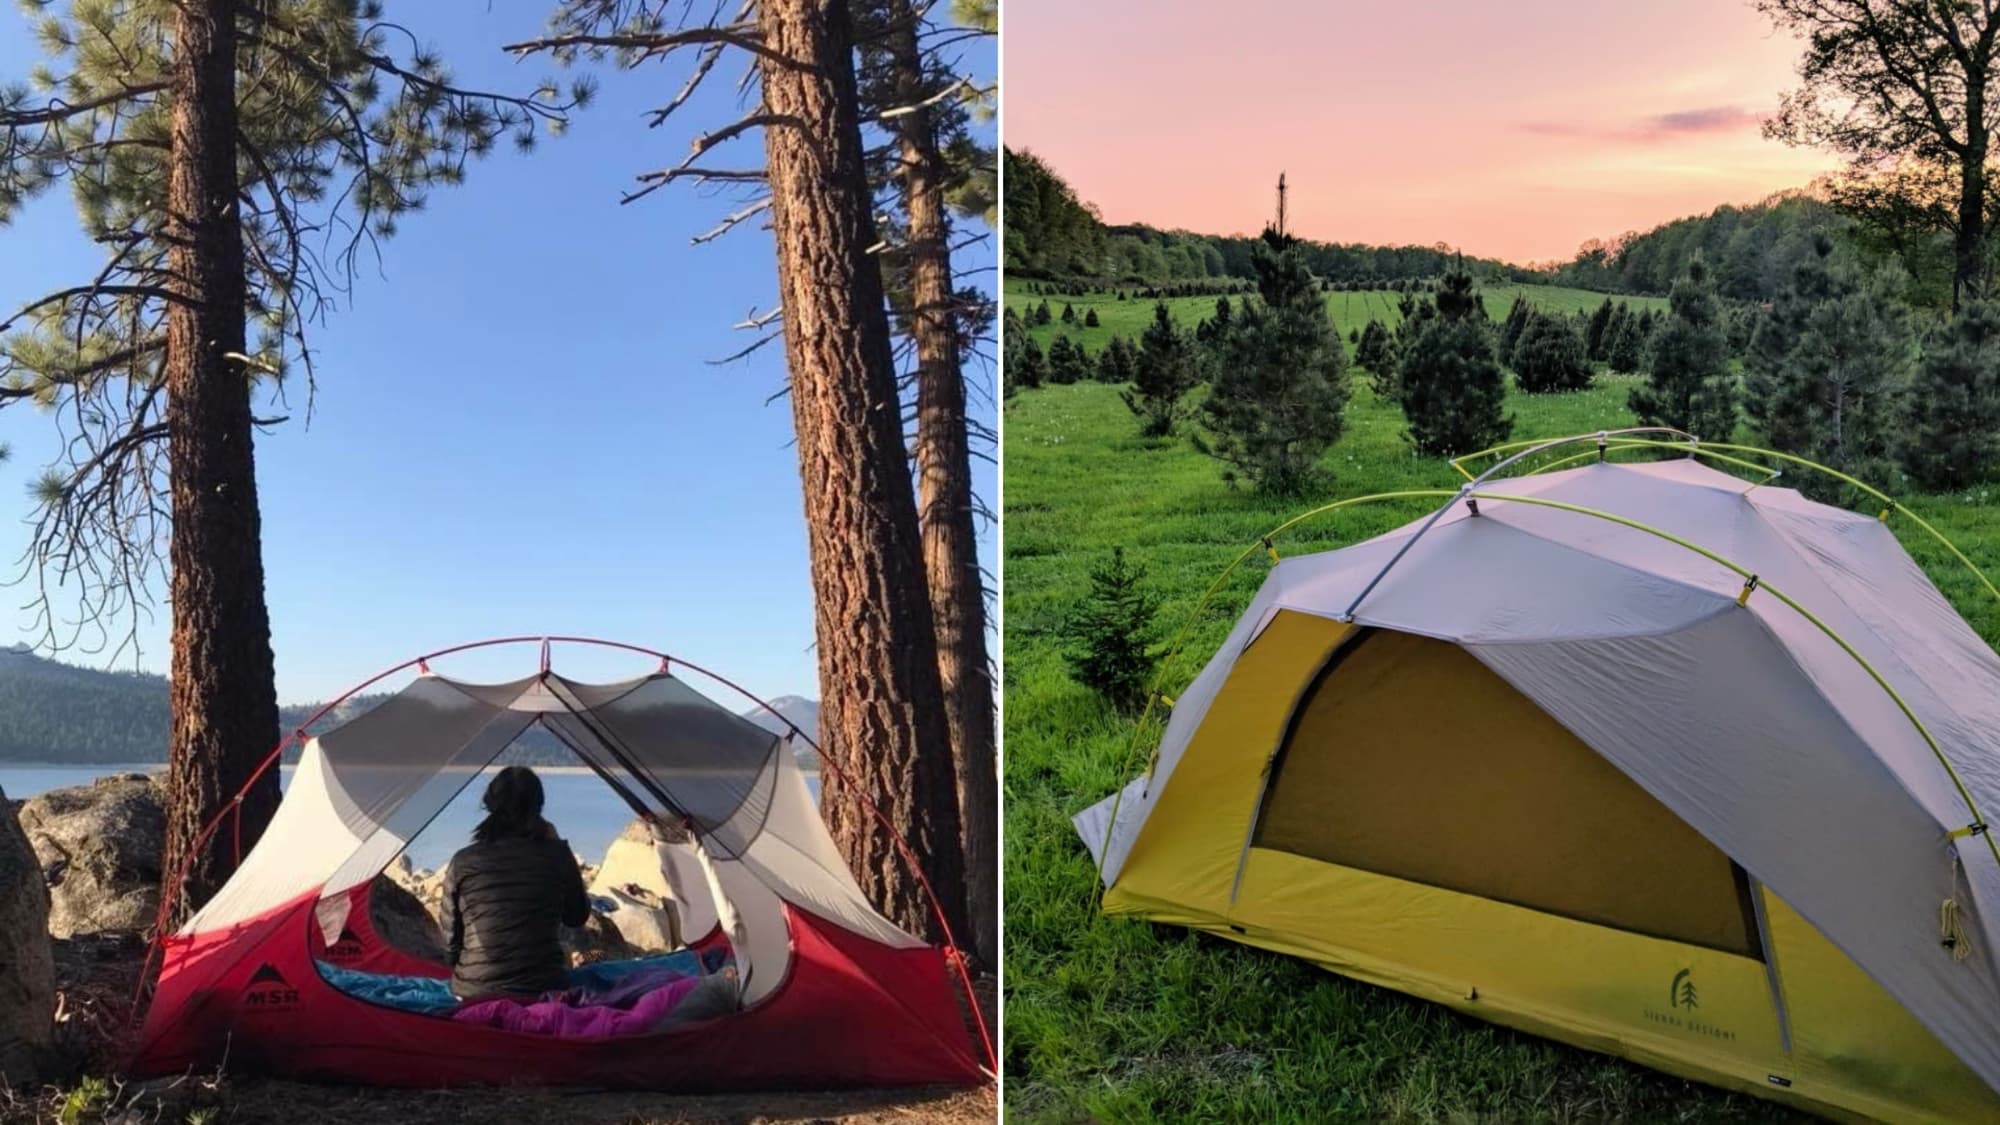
<box><xmin>0</xmin><ymin>82</ymin><xmax>169</xmax><ymax>128</ymax></box>
<box><xmin>877</xmin><ymin>77</ymin><xmax>974</xmax><ymax>121</ymax></box>
<box><xmin>646</xmin><ymin>42</ymin><xmax>727</xmax><ymax>128</ymax></box>
<box><xmin>709</xmin><ymin>331</ymin><xmax>779</xmax><ymax>365</ymax></box>
<box><xmin>503</xmin><ymin>25</ymin><xmax>793</xmax><ymax>69</ymax></box>
<box><xmin>623</xmin><ymin>112</ymin><xmax>790</xmax><ymax>203</ymax></box>
<box><xmin>0</xmin><ymin>285</ymin><xmax>188</xmax><ymax>335</ymax></box>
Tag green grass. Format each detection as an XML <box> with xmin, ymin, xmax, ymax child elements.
<box><xmin>1000</xmin><ymin>373</ymin><xmax>2000</xmax><ymax>1122</ymax></box>
<box><xmin>1010</xmin><ymin>279</ymin><xmax>1670</xmax><ymax>357</ymax></box>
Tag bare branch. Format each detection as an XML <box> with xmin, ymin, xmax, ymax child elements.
<box><xmin>690</xmin><ymin>197</ymin><xmax>772</xmax><ymax>244</ymax></box>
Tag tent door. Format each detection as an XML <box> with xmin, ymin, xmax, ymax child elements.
<box><xmin>1229</xmin><ymin>628</ymin><xmax>1378</xmax><ymax>910</ymax></box>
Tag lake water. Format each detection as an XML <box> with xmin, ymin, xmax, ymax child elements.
<box><xmin>0</xmin><ymin>764</ymin><xmax>819</xmax><ymax>872</ymax></box>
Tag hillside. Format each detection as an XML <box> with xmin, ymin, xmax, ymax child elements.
<box><xmin>1004</xmin><ymin>147</ymin><xmax>1534</xmax><ymax>287</ymax></box>
<box><xmin>1005</xmin><ymin>148</ymin><xmax>1887</xmax><ymax>304</ymax></box>
<box><xmin>0</xmin><ymin>646</ymin><xmax>818</xmax><ymax>769</ymax></box>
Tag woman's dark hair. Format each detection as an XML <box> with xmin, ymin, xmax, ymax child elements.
<box><xmin>474</xmin><ymin>765</ymin><xmax>546</xmax><ymax>843</ymax></box>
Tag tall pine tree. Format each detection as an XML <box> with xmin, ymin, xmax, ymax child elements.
<box><xmin>513</xmin><ymin>0</ymin><xmax>971</xmax><ymax>945</ymax></box>
<box><xmin>1200</xmin><ymin>228</ymin><xmax>1349</xmax><ymax>493</ymax></box>
<box><xmin>1629</xmin><ymin>258</ymin><xmax>1739</xmax><ymax>439</ymax></box>
<box><xmin>1</xmin><ymin>0</ymin><xmax>573</xmax><ymax>915</ymax></box>
<box><xmin>853</xmin><ymin>0</ymin><xmax>998</xmax><ymax>964</ymax></box>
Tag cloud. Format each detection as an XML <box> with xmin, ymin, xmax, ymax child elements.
<box><xmin>1520</xmin><ymin>105</ymin><xmax>1766</xmax><ymax>144</ymax></box>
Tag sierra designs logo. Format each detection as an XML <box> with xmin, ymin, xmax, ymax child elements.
<box><xmin>1670</xmin><ymin>968</ymin><xmax>1698</xmax><ymax>1010</ymax></box>
<box><xmin>1641</xmin><ymin>967</ymin><xmax>1732</xmax><ymax>1040</ymax></box>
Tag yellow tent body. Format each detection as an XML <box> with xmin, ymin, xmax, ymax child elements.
<box><xmin>1078</xmin><ymin>457</ymin><xmax>2000</xmax><ymax>1123</ymax></box>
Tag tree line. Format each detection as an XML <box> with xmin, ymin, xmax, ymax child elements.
<box><xmin>1004</xmin><ymin>147</ymin><xmax>1534</xmax><ymax>288</ymax></box>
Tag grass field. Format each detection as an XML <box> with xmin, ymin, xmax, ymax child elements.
<box><xmin>1010</xmin><ymin>279</ymin><xmax>1671</xmax><ymax>356</ymax></box>
<box><xmin>1000</xmin><ymin>365</ymin><xmax>2000</xmax><ymax>1121</ymax></box>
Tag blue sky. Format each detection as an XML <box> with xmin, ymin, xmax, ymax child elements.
<box><xmin>0</xmin><ymin>5</ymin><xmax>996</xmax><ymax>705</ymax></box>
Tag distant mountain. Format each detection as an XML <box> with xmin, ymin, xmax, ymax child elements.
<box><xmin>0</xmin><ymin>647</ymin><xmax>817</xmax><ymax>771</ymax></box>
<box><xmin>741</xmin><ymin>695</ymin><xmax>822</xmax><ymax>769</ymax></box>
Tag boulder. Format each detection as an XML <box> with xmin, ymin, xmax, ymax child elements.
<box><xmin>561</xmin><ymin>911</ymin><xmax>640</xmax><ymax>966</ymax></box>
<box><xmin>589</xmin><ymin>884</ymin><xmax>682</xmax><ymax>952</ymax></box>
<box><xmin>17</xmin><ymin>775</ymin><xmax>164</xmax><ymax>938</ymax></box>
<box><xmin>587</xmin><ymin>818</ymin><xmax>700</xmax><ymax>952</ymax></box>
<box><xmin>0</xmin><ymin>783</ymin><xmax>54</xmax><ymax>1085</ymax></box>
<box><xmin>366</xmin><ymin>875</ymin><xmax>446</xmax><ymax>962</ymax></box>
<box><xmin>383</xmin><ymin>854</ymin><xmax>445</xmax><ymax>918</ymax></box>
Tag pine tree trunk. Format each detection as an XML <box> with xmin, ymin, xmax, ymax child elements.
<box><xmin>1956</xmin><ymin>105</ymin><xmax>1985</xmax><ymax>311</ymax></box>
<box><xmin>158</xmin><ymin>0</ymin><xmax>282</xmax><ymax>924</ymax></box>
<box><xmin>755</xmin><ymin>0</ymin><xmax>970</xmax><ymax>946</ymax></box>
<box><xmin>886</xmin><ymin>0</ymin><xmax>998</xmax><ymax>969</ymax></box>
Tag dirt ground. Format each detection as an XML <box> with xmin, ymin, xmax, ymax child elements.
<box><xmin>1</xmin><ymin>1079</ymin><xmax>995</xmax><ymax>1124</ymax></box>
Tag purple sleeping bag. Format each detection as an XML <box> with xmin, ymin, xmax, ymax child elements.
<box><xmin>451</xmin><ymin>971</ymin><xmax>706</xmax><ymax>1037</ymax></box>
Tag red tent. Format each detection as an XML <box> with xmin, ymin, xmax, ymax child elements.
<box><xmin>131</xmin><ymin>638</ymin><xmax>989</xmax><ymax>1089</ymax></box>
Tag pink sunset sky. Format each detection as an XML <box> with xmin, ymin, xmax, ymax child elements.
<box><xmin>1004</xmin><ymin>0</ymin><xmax>1845</xmax><ymax>265</ymax></box>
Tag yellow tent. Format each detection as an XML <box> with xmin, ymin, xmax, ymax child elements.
<box><xmin>1078</xmin><ymin>449</ymin><xmax>2000</xmax><ymax>1123</ymax></box>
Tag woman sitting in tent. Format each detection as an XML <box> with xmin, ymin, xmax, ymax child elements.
<box><xmin>440</xmin><ymin>765</ymin><xmax>592</xmax><ymax>1001</ymax></box>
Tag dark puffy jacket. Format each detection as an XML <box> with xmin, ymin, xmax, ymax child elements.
<box><xmin>439</xmin><ymin>834</ymin><xmax>590</xmax><ymax>1000</ymax></box>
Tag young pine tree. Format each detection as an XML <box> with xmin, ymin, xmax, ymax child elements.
<box><xmin>1585</xmin><ymin>297</ymin><xmax>1616</xmax><ymax>361</ymax></box>
<box><xmin>1513</xmin><ymin>312</ymin><xmax>1594</xmax><ymax>393</ymax></box>
<box><xmin>1499</xmin><ymin>295</ymin><xmax>1533</xmax><ymax>366</ymax></box>
<box><xmin>1902</xmin><ymin>300</ymin><xmax>2000</xmax><ymax>490</ymax></box>
<box><xmin>1398</xmin><ymin>268</ymin><xmax>1513</xmax><ymax>456</ymax></box>
<box><xmin>1061</xmin><ymin>301</ymin><xmax>1076</xmax><ymax>324</ymax></box>
<box><xmin>1200</xmin><ymin>229</ymin><xmax>1350</xmax><ymax>493</ymax></box>
<box><xmin>1014</xmin><ymin>336</ymin><xmax>1047</xmax><ymax>389</ymax></box>
<box><xmin>1629</xmin><ymin>258</ymin><xmax>1739</xmax><ymax>439</ymax></box>
<box><xmin>1084</xmin><ymin>307</ymin><xmax>1100</xmax><ymax>328</ymax></box>
<box><xmin>1093</xmin><ymin>333</ymin><xmax>1130</xmax><ymax>383</ymax></box>
<box><xmin>1749</xmin><ymin>256</ymin><xmax>1915</xmax><ymax>496</ymax></box>
<box><xmin>1123</xmin><ymin>303</ymin><xmax>1202</xmax><ymax>437</ymax></box>
<box><xmin>1034</xmin><ymin>298</ymin><xmax>1052</xmax><ymax>325</ymax></box>
<box><xmin>1002</xmin><ymin>307</ymin><xmax>1029</xmax><ymax>397</ymax></box>
<box><xmin>1046</xmin><ymin>333</ymin><xmax>1089</xmax><ymax>384</ymax></box>
<box><xmin>1354</xmin><ymin>318</ymin><xmax>1396</xmax><ymax>396</ymax></box>
<box><xmin>1062</xmin><ymin>547</ymin><xmax>1159</xmax><ymax>713</ymax></box>
<box><xmin>1609</xmin><ymin>307</ymin><xmax>1647</xmax><ymax>373</ymax></box>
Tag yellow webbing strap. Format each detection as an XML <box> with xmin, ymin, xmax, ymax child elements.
<box><xmin>1262</xmin><ymin>537</ymin><xmax>1280</xmax><ymax>564</ymax></box>
<box><xmin>1949</xmin><ymin>822</ymin><xmax>1989</xmax><ymax>840</ymax></box>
